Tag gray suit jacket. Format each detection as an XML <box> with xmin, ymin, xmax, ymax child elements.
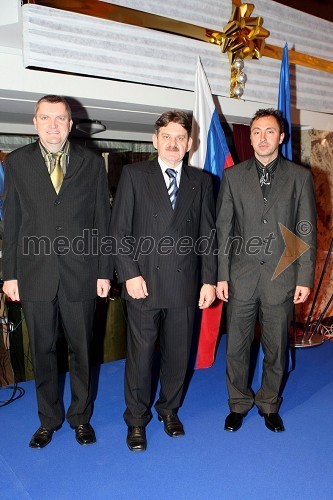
<box><xmin>216</xmin><ymin>157</ymin><xmax>317</xmax><ymax>305</ymax></box>
<box><xmin>3</xmin><ymin>141</ymin><xmax>111</xmax><ymax>302</ymax></box>
<box><xmin>111</xmin><ymin>159</ymin><xmax>217</xmax><ymax>308</ymax></box>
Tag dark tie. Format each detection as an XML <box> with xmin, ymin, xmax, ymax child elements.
<box><xmin>165</xmin><ymin>168</ymin><xmax>178</xmax><ymax>209</ymax></box>
<box><xmin>259</xmin><ymin>167</ymin><xmax>271</xmax><ymax>204</ymax></box>
<box><xmin>50</xmin><ymin>152</ymin><xmax>64</xmax><ymax>194</ymax></box>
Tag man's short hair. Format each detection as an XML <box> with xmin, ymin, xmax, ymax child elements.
<box><xmin>154</xmin><ymin>110</ymin><xmax>192</xmax><ymax>136</ymax></box>
<box><xmin>250</xmin><ymin>108</ymin><xmax>284</xmax><ymax>134</ymax></box>
<box><xmin>35</xmin><ymin>95</ymin><xmax>72</xmax><ymax>120</ymax></box>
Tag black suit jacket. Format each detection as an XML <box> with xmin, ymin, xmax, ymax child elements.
<box><xmin>216</xmin><ymin>157</ymin><xmax>317</xmax><ymax>305</ymax></box>
<box><xmin>3</xmin><ymin>141</ymin><xmax>111</xmax><ymax>302</ymax></box>
<box><xmin>111</xmin><ymin>159</ymin><xmax>217</xmax><ymax>308</ymax></box>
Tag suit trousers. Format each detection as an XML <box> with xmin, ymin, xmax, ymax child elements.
<box><xmin>21</xmin><ymin>282</ymin><xmax>96</xmax><ymax>430</ymax></box>
<box><xmin>123</xmin><ymin>301</ymin><xmax>195</xmax><ymax>427</ymax></box>
<box><xmin>226</xmin><ymin>279</ymin><xmax>294</xmax><ymax>414</ymax></box>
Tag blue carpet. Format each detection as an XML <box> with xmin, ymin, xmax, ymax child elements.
<box><xmin>1</xmin><ymin>336</ymin><xmax>332</xmax><ymax>500</ymax></box>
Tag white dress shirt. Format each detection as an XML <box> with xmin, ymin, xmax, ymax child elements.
<box><xmin>158</xmin><ymin>157</ymin><xmax>182</xmax><ymax>188</ymax></box>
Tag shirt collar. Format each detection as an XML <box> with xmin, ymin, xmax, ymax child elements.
<box><xmin>39</xmin><ymin>139</ymin><xmax>70</xmax><ymax>158</ymax></box>
<box><xmin>158</xmin><ymin>157</ymin><xmax>182</xmax><ymax>175</ymax></box>
<box><xmin>255</xmin><ymin>155</ymin><xmax>280</xmax><ymax>173</ymax></box>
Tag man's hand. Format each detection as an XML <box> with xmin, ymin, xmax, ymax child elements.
<box><xmin>126</xmin><ymin>276</ymin><xmax>148</xmax><ymax>299</ymax></box>
<box><xmin>97</xmin><ymin>279</ymin><xmax>111</xmax><ymax>298</ymax></box>
<box><xmin>294</xmin><ymin>285</ymin><xmax>311</xmax><ymax>304</ymax></box>
<box><xmin>216</xmin><ymin>281</ymin><xmax>229</xmax><ymax>302</ymax></box>
<box><xmin>198</xmin><ymin>284</ymin><xmax>216</xmax><ymax>309</ymax></box>
<box><xmin>2</xmin><ymin>280</ymin><xmax>20</xmax><ymax>301</ymax></box>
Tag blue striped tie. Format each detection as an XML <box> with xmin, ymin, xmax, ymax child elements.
<box><xmin>166</xmin><ymin>168</ymin><xmax>178</xmax><ymax>209</ymax></box>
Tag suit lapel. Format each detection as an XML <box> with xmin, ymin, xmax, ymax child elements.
<box><xmin>59</xmin><ymin>144</ymin><xmax>84</xmax><ymax>196</ymax></box>
<box><xmin>29</xmin><ymin>142</ymin><xmax>58</xmax><ymax>194</ymax></box>
<box><xmin>263</xmin><ymin>158</ymin><xmax>290</xmax><ymax>215</ymax></box>
<box><xmin>147</xmin><ymin>159</ymin><xmax>174</xmax><ymax>232</ymax></box>
<box><xmin>245</xmin><ymin>159</ymin><xmax>265</xmax><ymax>211</ymax></box>
<box><xmin>163</xmin><ymin>165</ymin><xmax>200</xmax><ymax>236</ymax></box>
<box><xmin>28</xmin><ymin>141</ymin><xmax>84</xmax><ymax>197</ymax></box>
<box><xmin>146</xmin><ymin>161</ymin><xmax>200</xmax><ymax>236</ymax></box>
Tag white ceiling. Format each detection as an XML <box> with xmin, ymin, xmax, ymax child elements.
<box><xmin>0</xmin><ymin>1</ymin><xmax>332</xmax><ymax>143</ymax></box>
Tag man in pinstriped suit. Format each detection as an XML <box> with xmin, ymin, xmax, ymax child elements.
<box><xmin>2</xmin><ymin>95</ymin><xmax>111</xmax><ymax>448</ymax></box>
<box><xmin>111</xmin><ymin>111</ymin><xmax>217</xmax><ymax>451</ymax></box>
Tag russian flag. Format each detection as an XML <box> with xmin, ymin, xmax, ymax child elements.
<box><xmin>189</xmin><ymin>57</ymin><xmax>233</xmax><ymax>369</ymax></box>
<box><xmin>278</xmin><ymin>43</ymin><xmax>292</xmax><ymax>161</ymax></box>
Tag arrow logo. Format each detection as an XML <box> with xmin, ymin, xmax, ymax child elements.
<box><xmin>272</xmin><ymin>223</ymin><xmax>310</xmax><ymax>280</ymax></box>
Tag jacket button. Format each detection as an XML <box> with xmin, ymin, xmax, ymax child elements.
<box><xmin>156</xmin><ymin>266</ymin><xmax>160</xmax><ymax>270</ymax></box>
<box><xmin>262</xmin><ymin>219</ymin><xmax>268</xmax><ymax>224</ymax></box>
<box><xmin>177</xmin><ymin>268</ymin><xmax>182</xmax><ymax>272</ymax></box>
<box><xmin>54</xmin><ymin>200</ymin><xmax>60</xmax><ymax>205</ymax></box>
<box><xmin>260</xmin><ymin>261</ymin><xmax>265</xmax><ymax>265</ymax></box>
<box><xmin>56</xmin><ymin>226</ymin><xmax>62</xmax><ymax>231</ymax></box>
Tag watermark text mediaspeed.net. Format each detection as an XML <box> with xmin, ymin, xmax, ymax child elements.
<box><xmin>21</xmin><ymin>221</ymin><xmax>313</xmax><ymax>279</ymax></box>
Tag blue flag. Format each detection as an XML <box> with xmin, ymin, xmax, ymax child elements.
<box><xmin>0</xmin><ymin>159</ymin><xmax>4</xmax><ymax>220</ymax></box>
<box><xmin>278</xmin><ymin>43</ymin><xmax>292</xmax><ymax>161</ymax></box>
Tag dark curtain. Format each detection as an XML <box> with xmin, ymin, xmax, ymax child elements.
<box><xmin>232</xmin><ymin>124</ymin><xmax>253</xmax><ymax>163</ymax></box>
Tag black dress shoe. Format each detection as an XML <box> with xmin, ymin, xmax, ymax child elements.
<box><xmin>126</xmin><ymin>426</ymin><xmax>147</xmax><ymax>452</ymax></box>
<box><xmin>72</xmin><ymin>423</ymin><xmax>96</xmax><ymax>445</ymax></box>
<box><xmin>158</xmin><ymin>413</ymin><xmax>185</xmax><ymax>437</ymax></box>
<box><xmin>224</xmin><ymin>412</ymin><xmax>245</xmax><ymax>432</ymax></box>
<box><xmin>29</xmin><ymin>427</ymin><xmax>56</xmax><ymax>449</ymax></box>
<box><xmin>260</xmin><ymin>412</ymin><xmax>285</xmax><ymax>432</ymax></box>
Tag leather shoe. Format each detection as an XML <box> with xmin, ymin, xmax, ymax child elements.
<box><xmin>224</xmin><ymin>412</ymin><xmax>245</xmax><ymax>432</ymax></box>
<box><xmin>158</xmin><ymin>413</ymin><xmax>185</xmax><ymax>437</ymax></box>
<box><xmin>126</xmin><ymin>426</ymin><xmax>147</xmax><ymax>452</ymax></box>
<box><xmin>260</xmin><ymin>412</ymin><xmax>285</xmax><ymax>432</ymax></box>
<box><xmin>29</xmin><ymin>427</ymin><xmax>56</xmax><ymax>449</ymax></box>
<box><xmin>72</xmin><ymin>423</ymin><xmax>96</xmax><ymax>445</ymax></box>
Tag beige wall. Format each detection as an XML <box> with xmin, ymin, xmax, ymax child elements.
<box><xmin>298</xmin><ymin>129</ymin><xmax>333</xmax><ymax>325</ymax></box>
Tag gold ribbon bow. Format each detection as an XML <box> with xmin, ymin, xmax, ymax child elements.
<box><xmin>210</xmin><ymin>3</ymin><xmax>270</xmax><ymax>65</ymax></box>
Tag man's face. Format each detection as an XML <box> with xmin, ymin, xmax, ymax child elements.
<box><xmin>250</xmin><ymin>115</ymin><xmax>284</xmax><ymax>165</ymax></box>
<box><xmin>152</xmin><ymin>122</ymin><xmax>192</xmax><ymax>168</ymax></box>
<box><xmin>33</xmin><ymin>101</ymin><xmax>73</xmax><ymax>152</ymax></box>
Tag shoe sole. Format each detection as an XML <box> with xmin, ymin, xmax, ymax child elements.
<box><xmin>224</xmin><ymin>425</ymin><xmax>242</xmax><ymax>432</ymax></box>
<box><xmin>126</xmin><ymin>443</ymin><xmax>147</xmax><ymax>452</ymax></box>
<box><xmin>29</xmin><ymin>439</ymin><xmax>52</xmax><ymax>449</ymax></box>
<box><xmin>264</xmin><ymin>423</ymin><xmax>285</xmax><ymax>433</ymax></box>
<box><xmin>164</xmin><ymin>429</ymin><xmax>185</xmax><ymax>438</ymax></box>
<box><xmin>75</xmin><ymin>437</ymin><xmax>97</xmax><ymax>445</ymax></box>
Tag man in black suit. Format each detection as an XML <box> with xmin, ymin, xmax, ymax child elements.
<box><xmin>216</xmin><ymin>109</ymin><xmax>317</xmax><ymax>433</ymax></box>
<box><xmin>2</xmin><ymin>95</ymin><xmax>111</xmax><ymax>448</ymax></box>
<box><xmin>111</xmin><ymin>111</ymin><xmax>217</xmax><ymax>451</ymax></box>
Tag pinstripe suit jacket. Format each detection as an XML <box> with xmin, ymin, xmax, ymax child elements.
<box><xmin>216</xmin><ymin>156</ymin><xmax>317</xmax><ymax>305</ymax></box>
<box><xmin>2</xmin><ymin>141</ymin><xmax>111</xmax><ymax>302</ymax></box>
<box><xmin>111</xmin><ymin>159</ymin><xmax>217</xmax><ymax>308</ymax></box>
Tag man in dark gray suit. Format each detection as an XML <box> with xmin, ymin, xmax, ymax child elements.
<box><xmin>216</xmin><ymin>109</ymin><xmax>316</xmax><ymax>433</ymax></box>
<box><xmin>2</xmin><ymin>95</ymin><xmax>111</xmax><ymax>448</ymax></box>
<box><xmin>111</xmin><ymin>111</ymin><xmax>217</xmax><ymax>451</ymax></box>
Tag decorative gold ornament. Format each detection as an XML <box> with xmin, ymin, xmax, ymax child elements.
<box><xmin>208</xmin><ymin>3</ymin><xmax>269</xmax><ymax>98</ymax></box>
<box><xmin>222</xmin><ymin>3</ymin><xmax>269</xmax><ymax>64</ymax></box>
<box><xmin>25</xmin><ymin>1</ymin><xmax>333</xmax><ymax>75</ymax></box>
<box><xmin>230</xmin><ymin>58</ymin><xmax>247</xmax><ymax>98</ymax></box>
